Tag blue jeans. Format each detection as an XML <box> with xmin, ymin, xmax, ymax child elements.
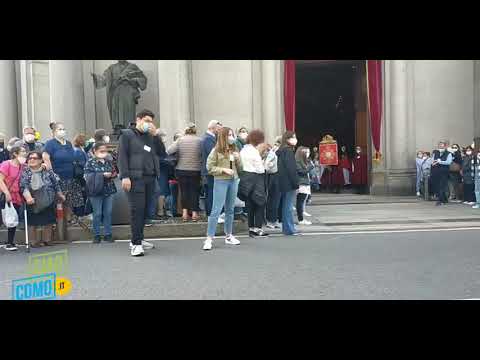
<box><xmin>281</xmin><ymin>190</ymin><xmax>297</xmax><ymax>235</ymax></box>
<box><xmin>475</xmin><ymin>191</ymin><xmax>480</xmax><ymax>206</ymax></box>
<box><xmin>207</xmin><ymin>179</ymin><xmax>239</xmax><ymax>238</ymax></box>
<box><xmin>89</xmin><ymin>195</ymin><xmax>113</xmax><ymax>236</ymax></box>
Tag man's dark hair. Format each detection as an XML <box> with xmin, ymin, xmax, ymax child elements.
<box><xmin>136</xmin><ymin>109</ymin><xmax>155</xmax><ymax>120</ymax></box>
<box><xmin>94</xmin><ymin>129</ymin><xmax>107</xmax><ymax>142</ymax></box>
<box><xmin>92</xmin><ymin>142</ymin><xmax>108</xmax><ymax>153</ymax></box>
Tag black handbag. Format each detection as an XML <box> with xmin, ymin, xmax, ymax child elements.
<box><xmin>164</xmin><ymin>153</ymin><xmax>178</xmax><ymax>168</ymax></box>
<box><xmin>73</xmin><ymin>160</ymin><xmax>85</xmax><ymax>179</ymax></box>
<box><xmin>30</xmin><ymin>186</ymin><xmax>56</xmax><ymax>214</ymax></box>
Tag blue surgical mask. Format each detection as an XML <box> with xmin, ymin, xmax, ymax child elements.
<box><xmin>142</xmin><ymin>123</ymin><xmax>150</xmax><ymax>133</ymax></box>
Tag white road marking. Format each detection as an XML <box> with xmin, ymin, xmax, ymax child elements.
<box><xmin>63</xmin><ymin>226</ymin><xmax>480</xmax><ymax>243</ymax></box>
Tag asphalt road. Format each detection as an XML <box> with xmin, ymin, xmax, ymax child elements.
<box><xmin>2</xmin><ymin>228</ymin><xmax>480</xmax><ymax>300</ymax></box>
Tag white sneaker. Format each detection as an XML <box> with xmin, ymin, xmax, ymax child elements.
<box><xmin>416</xmin><ymin>192</ymin><xmax>421</xmax><ymax>197</ymax></box>
<box><xmin>131</xmin><ymin>245</ymin><xmax>145</xmax><ymax>257</ymax></box>
<box><xmin>203</xmin><ymin>238</ymin><xmax>213</xmax><ymax>251</ymax></box>
<box><xmin>299</xmin><ymin>220</ymin><xmax>312</xmax><ymax>225</ymax></box>
<box><xmin>274</xmin><ymin>222</ymin><xmax>282</xmax><ymax>229</ymax></box>
<box><xmin>225</xmin><ymin>235</ymin><xmax>241</xmax><ymax>246</ymax></box>
<box><xmin>130</xmin><ymin>241</ymin><xmax>155</xmax><ymax>250</ymax></box>
<box><xmin>303</xmin><ymin>211</ymin><xmax>312</xmax><ymax>217</ymax></box>
<box><xmin>266</xmin><ymin>222</ymin><xmax>276</xmax><ymax>229</ymax></box>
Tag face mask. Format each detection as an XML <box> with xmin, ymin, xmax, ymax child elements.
<box><xmin>228</xmin><ymin>136</ymin><xmax>236</xmax><ymax>145</ymax></box>
<box><xmin>467</xmin><ymin>151</ymin><xmax>473</xmax><ymax>156</ymax></box>
<box><xmin>305</xmin><ymin>151</ymin><xmax>311</xmax><ymax>158</ymax></box>
<box><xmin>56</xmin><ymin>130</ymin><xmax>66</xmax><ymax>139</ymax></box>
<box><xmin>141</xmin><ymin>122</ymin><xmax>150</xmax><ymax>133</ymax></box>
<box><xmin>7</xmin><ymin>145</ymin><xmax>12</xmax><ymax>152</ymax></box>
<box><xmin>96</xmin><ymin>153</ymin><xmax>108</xmax><ymax>159</ymax></box>
<box><xmin>288</xmin><ymin>138</ymin><xmax>298</xmax><ymax>147</ymax></box>
<box><xmin>17</xmin><ymin>156</ymin><xmax>27</xmax><ymax>165</ymax></box>
<box><xmin>422</xmin><ymin>156</ymin><xmax>427</xmax><ymax>160</ymax></box>
<box><xmin>451</xmin><ymin>148</ymin><xmax>458</xmax><ymax>153</ymax></box>
<box><xmin>357</xmin><ymin>149</ymin><xmax>362</xmax><ymax>154</ymax></box>
<box><xmin>439</xmin><ymin>148</ymin><xmax>445</xmax><ymax>153</ymax></box>
<box><xmin>417</xmin><ymin>154</ymin><xmax>423</xmax><ymax>159</ymax></box>
<box><xmin>24</xmin><ymin>134</ymin><xmax>35</xmax><ymax>143</ymax></box>
<box><xmin>103</xmin><ymin>136</ymin><xmax>110</xmax><ymax>144</ymax></box>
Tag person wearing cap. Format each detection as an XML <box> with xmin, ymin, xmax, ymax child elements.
<box><xmin>17</xmin><ymin>126</ymin><xmax>44</xmax><ymax>153</ymax></box>
<box><xmin>235</xmin><ymin>126</ymin><xmax>249</xmax><ymax>152</ymax></box>
<box><xmin>201</xmin><ymin>120</ymin><xmax>223</xmax><ymax>217</ymax></box>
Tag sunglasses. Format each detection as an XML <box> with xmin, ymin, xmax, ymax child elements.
<box><xmin>28</xmin><ymin>156</ymin><xmax>41</xmax><ymax>161</ymax></box>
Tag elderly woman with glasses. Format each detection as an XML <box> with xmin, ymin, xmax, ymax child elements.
<box><xmin>20</xmin><ymin>151</ymin><xmax>65</xmax><ymax>247</ymax></box>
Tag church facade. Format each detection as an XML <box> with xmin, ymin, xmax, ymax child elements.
<box><xmin>1</xmin><ymin>60</ymin><xmax>479</xmax><ymax>195</ymax></box>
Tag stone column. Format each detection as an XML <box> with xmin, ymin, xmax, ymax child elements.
<box><xmin>384</xmin><ymin>60</ymin><xmax>416</xmax><ymax>195</ymax></box>
<box><xmin>261</xmin><ymin>60</ymin><xmax>284</xmax><ymax>143</ymax></box>
<box><xmin>157</xmin><ymin>60</ymin><xmax>192</xmax><ymax>144</ymax></box>
<box><xmin>49</xmin><ymin>60</ymin><xmax>86</xmax><ymax>136</ymax></box>
<box><xmin>0</xmin><ymin>60</ymin><xmax>18</xmax><ymax>139</ymax></box>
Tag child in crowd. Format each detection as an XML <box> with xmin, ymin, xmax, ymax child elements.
<box><xmin>84</xmin><ymin>142</ymin><xmax>117</xmax><ymax>244</ymax></box>
<box><xmin>295</xmin><ymin>146</ymin><xmax>314</xmax><ymax>225</ymax></box>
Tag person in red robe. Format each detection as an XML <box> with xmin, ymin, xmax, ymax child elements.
<box><xmin>352</xmin><ymin>146</ymin><xmax>368</xmax><ymax>192</ymax></box>
<box><xmin>331</xmin><ymin>146</ymin><xmax>351</xmax><ymax>192</ymax></box>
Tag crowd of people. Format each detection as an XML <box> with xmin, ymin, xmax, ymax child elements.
<box><xmin>416</xmin><ymin>141</ymin><xmax>480</xmax><ymax>207</ymax></box>
<box><xmin>0</xmin><ymin>110</ymin><xmax>327</xmax><ymax>257</ymax></box>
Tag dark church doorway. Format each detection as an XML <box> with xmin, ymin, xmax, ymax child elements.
<box><xmin>295</xmin><ymin>60</ymin><xmax>370</xmax><ymax>193</ymax></box>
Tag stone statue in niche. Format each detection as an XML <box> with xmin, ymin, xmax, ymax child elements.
<box><xmin>92</xmin><ymin>60</ymin><xmax>148</xmax><ymax>134</ymax></box>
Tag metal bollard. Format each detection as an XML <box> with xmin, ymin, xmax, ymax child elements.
<box><xmin>55</xmin><ymin>202</ymin><xmax>67</xmax><ymax>243</ymax></box>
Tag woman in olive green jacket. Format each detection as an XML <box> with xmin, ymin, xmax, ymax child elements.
<box><xmin>203</xmin><ymin>127</ymin><xmax>243</xmax><ymax>251</ymax></box>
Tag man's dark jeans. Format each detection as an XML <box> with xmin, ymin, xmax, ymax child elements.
<box><xmin>127</xmin><ymin>176</ymin><xmax>156</xmax><ymax>245</ymax></box>
<box><xmin>266</xmin><ymin>174</ymin><xmax>281</xmax><ymax>224</ymax></box>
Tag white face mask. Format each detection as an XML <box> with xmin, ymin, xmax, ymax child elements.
<box><xmin>467</xmin><ymin>151</ymin><xmax>473</xmax><ymax>156</ymax></box>
<box><xmin>288</xmin><ymin>138</ymin><xmax>298</xmax><ymax>146</ymax></box>
<box><xmin>56</xmin><ymin>130</ymin><xmax>66</xmax><ymax>139</ymax></box>
<box><xmin>305</xmin><ymin>151</ymin><xmax>311</xmax><ymax>158</ymax></box>
<box><xmin>422</xmin><ymin>156</ymin><xmax>427</xmax><ymax>160</ymax></box>
<box><xmin>24</xmin><ymin>134</ymin><xmax>35</xmax><ymax>143</ymax></box>
<box><xmin>417</xmin><ymin>153</ymin><xmax>423</xmax><ymax>158</ymax></box>
<box><xmin>228</xmin><ymin>136</ymin><xmax>236</xmax><ymax>145</ymax></box>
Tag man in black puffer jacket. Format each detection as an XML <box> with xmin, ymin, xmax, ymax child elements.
<box><xmin>118</xmin><ymin>109</ymin><xmax>161</xmax><ymax>257</ymax></box>
<box><xmin>276</xmin><ymin>131</ymin><xmax>300</xmax><ymax>236</ymax></box>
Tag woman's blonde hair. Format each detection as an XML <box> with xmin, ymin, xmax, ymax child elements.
<box><xmin>185</xmin><ymin>123</ymin><xmax>197</xmax><ymax>135</ymax></box>
<box><xmin>215</xmin><ymin>127</ymin><xmax>235</xmax><ymax>156</ymax></box>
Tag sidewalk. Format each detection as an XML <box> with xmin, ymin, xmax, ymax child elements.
<box><xmin>291</xmin><ymin>193</ymin><xmax>480</xmax><ymax>233</ymax></box>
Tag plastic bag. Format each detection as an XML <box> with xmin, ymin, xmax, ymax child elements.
<box><xmin>2</xmin><ymin>202</ymin><xmax>19</xmax><ymax>228</ymax></box>
<box><xmin>235</xmin><ymin>197</ymin><xmax>245</xmax><ymax>208</ymax></box>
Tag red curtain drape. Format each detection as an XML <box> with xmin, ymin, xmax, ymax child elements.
<box><xmin>367</xmin><ymin>60</ymin><xmax>383</xmax><ymax>161</ymax></box>
<box><xmin>284</xmin><ymin>60</ymin><xmax>296</xmax><ymax>132</ymax></box>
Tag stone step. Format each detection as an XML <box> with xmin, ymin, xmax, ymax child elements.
<box><xmin>0</xmin><ymin>219</ymin><xmax>248</xmax><ymax>245</ymax></box>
